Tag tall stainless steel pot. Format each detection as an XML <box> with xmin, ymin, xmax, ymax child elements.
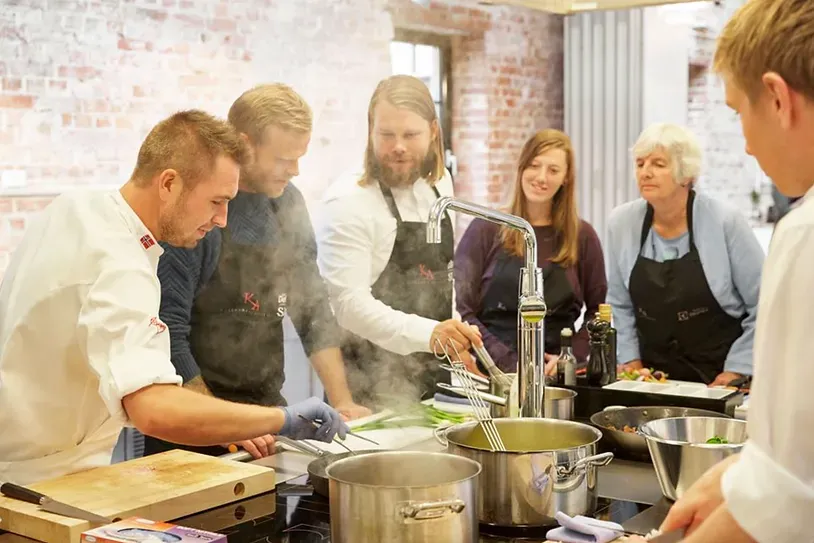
<box><xmin>326</xmin><ymin>450</ymin><xmax>481</xmax><ymax>543</ymax></box>
<box><xmin>489</xmin><ymin>373</ymin><xmax>576</xmax><ymax>420</ymax></box>
<box><xmin>436</xmin><ymin>418</ymin><xmax>613</xmax><ymax>527</ymax></box>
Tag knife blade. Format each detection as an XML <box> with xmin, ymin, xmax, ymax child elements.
<box><xmin>1</xmin><ymin>482</ymin><xmax>111</xmax><ymax>524</ymax></box>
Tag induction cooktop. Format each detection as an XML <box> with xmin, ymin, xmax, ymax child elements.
<box><xmin>174</xmin><ymin>474</ymin><xmax>650</xmax><ymax>543</ymax></box>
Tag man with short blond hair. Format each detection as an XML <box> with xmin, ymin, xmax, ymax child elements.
<box><xmin>0</xmin><ymin>109</ymin><xmax>347</xmax><ymax>484</ymax></box>
<box><xmin>144</xmin><ymin>84</ymin><xmax>368</xmax><ymax>460</ymax></box>
<box><xmin>656</xmin><ymin>1</ymin><xmax>814</xmax><ymax>542</ymax></box>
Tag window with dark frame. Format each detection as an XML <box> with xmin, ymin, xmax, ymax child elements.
<box><xmin>389</xmin><ymin>30</ymin><xmax>455</xmax><ymax>175</ymax></box>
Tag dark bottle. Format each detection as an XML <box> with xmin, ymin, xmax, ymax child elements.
<box><xmin>586</xmin><ymin>312</ymin><xmax>612</xmax><ymax>387</ymax></box>
<box><xmin>599</xmin><ymin>303</ymin><xmax>618</xmax><ymax>384</ymax></box>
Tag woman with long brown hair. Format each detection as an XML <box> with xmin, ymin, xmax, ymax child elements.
<box><xmin>455</xmin><ymin>129</ymin><xmax>607</xmax><ymax>372</ymax></box>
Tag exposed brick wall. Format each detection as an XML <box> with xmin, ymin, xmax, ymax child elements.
<box><xmin>686</xmin><ymin>0</ymin><xmax>769</xmax><ymax>222</ymax></box>
<box><xmin>0</xmin><ymin>0</ymin><xmax>564</xmax><ymax>275</ymax></box>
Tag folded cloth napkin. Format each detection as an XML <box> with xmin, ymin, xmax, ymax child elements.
<box><xmin>546</xmin><ymin>512</ymin><xmax>625</xmax><ymax>543</ymax></box>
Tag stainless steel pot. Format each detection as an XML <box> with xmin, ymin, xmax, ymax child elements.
<box><xmin>326</xmin><ymin>450</ymin><xmax>481</xmax><ymax>542</ymax></box>
<box><xmin>490</xmin><ymin>374</ymin><xmax>576</xmax><ymax>420</ymax></box>
<box><xmin>436</xmin><ymin>418</ymin><xmax>613</xmax><ymax>527</ymax></box>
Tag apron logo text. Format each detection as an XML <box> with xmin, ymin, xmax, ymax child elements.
<box><xmin>418</xmin><ymin>264</ymin><xmax>434</xmax><ymax>281</ymax></box>
<box><xmin>277</xmin><ymin>293</ymin><xmax>287</xmax><ymax>318</ymax></box>
<box><xmin>677</xmin><ymin>307</ymin><xmax>709</xmax><ymax>321</ymax></box>
<box><xmin>243</xmin><ymin>292</ymin><xmax>260</xmax><ymax>312</ymax></box>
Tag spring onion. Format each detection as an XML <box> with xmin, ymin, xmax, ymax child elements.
<box><xmin>352</xmin><ymin>404</ymin><xmax>468</xmax><ymax>432</ymax></box>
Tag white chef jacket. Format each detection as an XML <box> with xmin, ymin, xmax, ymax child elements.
<box><xmin>721</xmin><ymin>185</ymin><xmax>814</xmax><ymax>542</ymax></box>
<box><xmin>0</xmin><ymin>190</ymin><xmax>181</xmax><ymax>484</ymax></box>
<box><xmin>315</xmin><ymin>169</ymin><xmax>458</xmax><ymax>356</ymax></box>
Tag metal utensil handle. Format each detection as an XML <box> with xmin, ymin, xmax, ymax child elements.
<box><xmin>438</xmin><ymin>362</ymin><xmax>490</xmax><ymax>386</ymax></box>
<box><xmin>0</xmin><ymin>483</ymin><xmax>46</xmax><ymax>505</ymax></box>
<box><xmin>399</xmin><ymin>498</ymin><xmax>466</xmax><ymax>520</ymax></box>
<box><xmin>473</xmin><ymin>344</ymin><xmax>512</xmax><ymax>387</ymax></box>
<box><xmin>433</xmin><ymin>425</ymin><xmax>450</xmax><ymax>447</ymax></box>
<box><xmin>277</xmin><ymin>435</ymin><xmax>326</xmax><ymax>457</ymax></box>
<box><xmin>437</xmin><ymin>383</ymin><xmax>507</xmax><ymax>406</ymax></box>
<box><xmin>556</xmin><ymin>452</ymin><xmax>614</xmax><ymax>478</ymax></box>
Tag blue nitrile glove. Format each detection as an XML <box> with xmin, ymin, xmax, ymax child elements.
<box><xmin>279</xmin><ymin>397</ymin><xmax>349</xmax><ymax>442</ymax></box>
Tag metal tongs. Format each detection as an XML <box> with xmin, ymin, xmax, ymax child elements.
<box><xmin>434</xmin><ymin>338</ymin><xmax>506</xmax><ymax>452</ymax></box>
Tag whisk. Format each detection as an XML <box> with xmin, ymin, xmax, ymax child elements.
<box><xmin>434</xmin><ymin>338</ymin><xmax>506</xmax><ymax>452</ymax></box>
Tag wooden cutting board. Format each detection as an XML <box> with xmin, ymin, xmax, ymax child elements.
<box><xmin>0</xmin><ymin>450</ymin><xmax>275</xmax><ymax>543</ymax></box>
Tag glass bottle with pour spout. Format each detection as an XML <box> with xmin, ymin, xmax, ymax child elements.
<box><xmin>586</xmin><ymin>312</ymin><xmax>612</xmax><ymax>386</ymax></box>
<box><xmin>556</xmin><ymin>328</ymin><xmax>577</xmax><ymax>386</ymax></box>
<box><xmin>598</xmin><ymin>303</ymin><xmax>618</xmax><ymax>384</ymax></box>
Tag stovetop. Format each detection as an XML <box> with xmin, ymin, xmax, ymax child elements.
<box><xmin>175</xmin><ymin>474</ymin><xmax>651</xmax><ymax>542</ymax></box>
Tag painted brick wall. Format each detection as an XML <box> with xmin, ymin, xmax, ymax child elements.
<box><xmin>0</xmin><ymin>0</ymin><xmax>564</xmax><ymax>274</ymax></box>
<box><xmin>686</xmin><ymin>0</ymin><xmax>769</xmax><ymax>222</ymax></box>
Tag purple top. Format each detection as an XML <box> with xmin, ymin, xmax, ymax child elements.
<box><xmin>454</xmin><ymin>218</ymin><xmax>608</xmax><ymax>371</ymax></box>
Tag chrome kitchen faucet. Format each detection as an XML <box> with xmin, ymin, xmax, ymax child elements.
<box><xmin>427</xmin><ymin>197</ymin><xmax>547</xmax><ymax>418</ymax></box>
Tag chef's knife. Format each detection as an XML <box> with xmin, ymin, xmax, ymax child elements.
<box><xmin>0</xmin><ymin>482</ymin><xmax>111</xmax><ymax>524</ymax></box>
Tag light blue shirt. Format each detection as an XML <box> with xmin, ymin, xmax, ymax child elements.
<box><xmin>605</xmin><ymin>192</ymin><xmax>764</xmax><ymax>375</ymax></box>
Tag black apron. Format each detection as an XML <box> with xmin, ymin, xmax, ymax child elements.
<box><xmin>628</xmin><ymin>190</ymin><xmax>745</xmax><ymax>383</ymax></box>
<box><xmin>479</xmin><ymin>236</ymin><xmax>580</xmax><ymax>363</ymax></box>
<box><xmin>340</xmin><ymin>183</ymin><xmax>455</xmax><ymax>409</ymax></box>
<box><xmin>143</xmin><ymin>211</ymin><xmax>291</xmax><ymax>457</ymax></box>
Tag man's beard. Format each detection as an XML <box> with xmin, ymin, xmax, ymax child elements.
<box><xmin>159</xmin><ymin>201</ymin><xmax>196</xmax><ymax>248</ymax></box>
<box><xmin>240</xmin><ymin>165</ymin><xmax>265</xmax><ymax>193</ymax></box>
<box><xmin>375</xmin><ymin>149</ymin><xmax>436</xmax><ymax>188</ymax></box>
<box><xmin>241</xmin><ymin>164</ymin><xmax>288</xmax><ymax>196</ymax></box>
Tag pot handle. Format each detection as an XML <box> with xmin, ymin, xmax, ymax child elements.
<box><xmin>433</xmin><ymin>425</ymin><xmax>450</xmax><ymax>447</ymax></box>
<box><xmin>556</xmin><ymin>452</ymin><xmax>614</xmax><ymax>478</ymax></box>
<box><xmin>399</xmin><ymin>498</ymin><xmax>466</xmax><ymax>520</ymax></box>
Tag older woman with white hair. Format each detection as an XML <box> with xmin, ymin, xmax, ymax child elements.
<box><xmin>605</xmin><ymin>123</ymin><xmax>764</xmax><ymax>386</ymax></box>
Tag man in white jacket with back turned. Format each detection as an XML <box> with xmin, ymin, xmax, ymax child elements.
<box><xmin>656</xmin><ymin>0</ymin><xmax>814</xmax><ymax>541</ymax></box>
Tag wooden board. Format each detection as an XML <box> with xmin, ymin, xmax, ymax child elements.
<box><xmin>173</xmin><ymin>491</ymin><xmax>277</xmax><ymax>533</ymax></box>
<box><xmin>0</xmin><ymin>450</ymin><xmax>275</xmax><ymax>543</ymax></box>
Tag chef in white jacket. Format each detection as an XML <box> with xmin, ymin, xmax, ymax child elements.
<box><xmin>656</xmin><ymin>0</ymin><xmax>814</xmax><ymax>542</ymax></box>
<box><xmin>316</xmin><ymin>75</ymin><xmax>483</xmax><ymax>409</ymax></box>
<box><xmin>0</xmin><ymin>110</ymin><xmax>347</xmax><ymax>485</ymax></box>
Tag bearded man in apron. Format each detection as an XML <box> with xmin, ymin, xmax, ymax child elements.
<box><xmin>316</xmin><ymin>75</ymin><xmax>483</xmax><ymax>410</ymax></box>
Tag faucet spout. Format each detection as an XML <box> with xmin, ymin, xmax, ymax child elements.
<box><xmin>426</xmin><ymin>196</ymin><xmax>547</xmax><ymax>418</ymax></box>
<box><xmin>427</xmin><ymin>196</ymin><xmax>538</xmax><ymax>271</ymax></box>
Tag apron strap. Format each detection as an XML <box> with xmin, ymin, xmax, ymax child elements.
<box><xmin>379</xmin><ymin>184</ymin><xmax>403</xmax><ymax>222</ymax></box>
<box><xmin>639</xmin><ymin>205</ymin><xmax>654</xmax><ymax>250</ymax></box>
<box><xmin>638</xmin><ymin>189</ymin><xmax>698</xmax><ymax>250</ymax></box>
<box><xmin>378</xmin><ymin>183</ymin><xmax>446</xmax><ymax>223</ymax></box>
<box><xmin>686</xmin><ymin>189</ymin><xmax>697</xmax><ymax>248</ymax></box>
